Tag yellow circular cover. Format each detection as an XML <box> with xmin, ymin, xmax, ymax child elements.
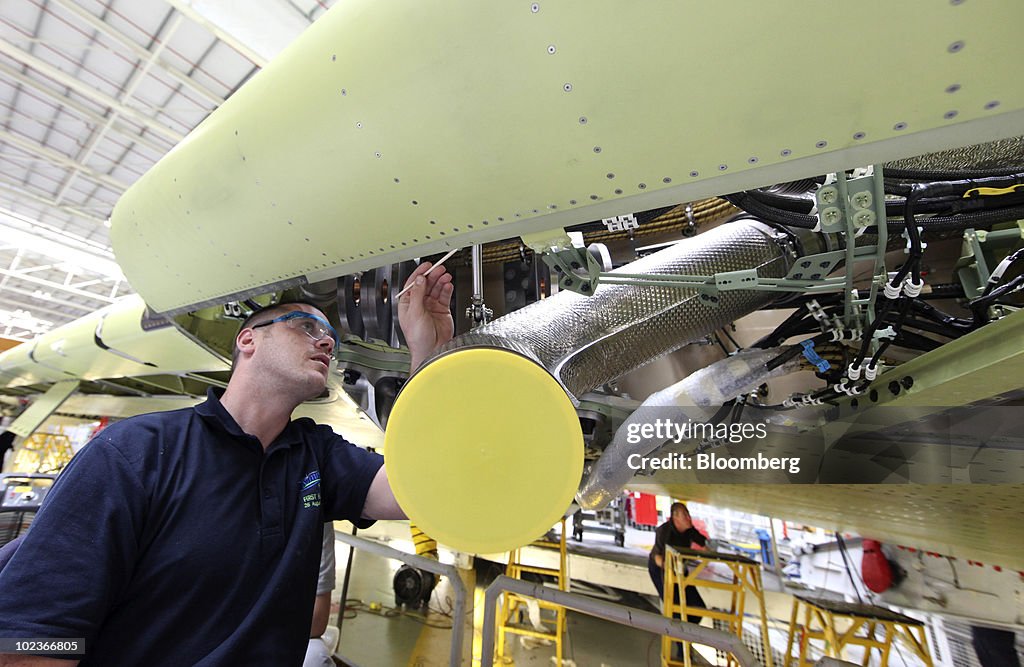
<box><xmin>384</xmin><ymin>348</ymin><xmax>584</xmax><ymax>554</ymax></box>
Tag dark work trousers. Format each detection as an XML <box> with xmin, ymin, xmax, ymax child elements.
<box><xmin>648</xmin><ymin>558</ymin><xmax>706</xmax><ymax>624</ymax></box>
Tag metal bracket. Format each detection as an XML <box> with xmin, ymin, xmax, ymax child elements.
<box><xmin>538</xmin><ymin>246</ymin><xmax>604</xmax><ymax>295</ymax></box>
<box><xmin>785</xmin><ymin>250</ymin><xmax>846</xmax><ymax>281</ymax></box>
<box><xmin>714</xmin><ymin>269</ymin><xmax>759</xmax><ymax>291</ymax></box>
<box><xmin>815</xmin><ymin>171</ymin><xmax>878</xmax><ymax>233</ymax></box>
<box><xmin>817</xmin><ymin>167</ymin><xmax>889</xmax><ymax>328</ymax></box>
<box><xmin>539</xmin><ymin>257</ymin><xmax>862</xmax><ymax>300</ymax></box>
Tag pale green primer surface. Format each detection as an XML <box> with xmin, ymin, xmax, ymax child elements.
<box><xmin>99</xmin><ymin>295</ymin><xmax>229</xmax><ymax>372</ymax></box>
<box><xmin>0</xmin><ymin>296</ymin><xmax>227</xmax><ymax>389</ymax></box>
<box><xmin>0</xmin><ymin>344</ymin><xmax>69</xmax><ymax>388</ymax></box>
<box><xmin>111</xmin><ymin>0</ymin><xmax>1024</xmax><ymax>313</ymax></box>
<box><xmin>8</xmin><ymin>380</ymin><xmax>80</xmax><ymax>437</ymax></box>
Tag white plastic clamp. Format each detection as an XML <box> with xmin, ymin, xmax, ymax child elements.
<box><xmin>873</xmin><ymin>326</ymin><xmax>896</xmax><ymax>341</ymax></box>
<box><xmin>903</xmin><ymin>277</ymin><xmax>924</xmax><ymax>298</ymax></box>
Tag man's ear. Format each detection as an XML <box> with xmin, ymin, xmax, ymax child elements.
<box><xmin>236</xmin><ymin>327</ymin><xmax>257</xmax><ymax>359</ymax></box>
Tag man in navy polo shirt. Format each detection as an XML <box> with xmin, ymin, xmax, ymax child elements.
<box><xmin>0</xmin><ymin>261</ymin><xmax>454</xmax><ymax>667</ymax></box>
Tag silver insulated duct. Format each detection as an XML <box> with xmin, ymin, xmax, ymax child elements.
<box><xmin>434</xmin><ymin>218</ymin><xmax>795</xmax><ymax>400</ymax></box>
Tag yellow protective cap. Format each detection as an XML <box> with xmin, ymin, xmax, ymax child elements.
<box><xmin>384</xmin><ymin>348</ymin><xmax>584</xmax><ymax>554</ymax></box>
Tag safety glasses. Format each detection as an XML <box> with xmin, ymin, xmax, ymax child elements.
<box><xmin>251</xmin><ymin>311</ymin><xmax>339</xmax><ymax>348</ymax></box>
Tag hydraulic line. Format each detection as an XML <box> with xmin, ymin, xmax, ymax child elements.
<box><xmin>895</xmin><ymin>316</ymin><xmax>965</xmax><ymax>339</ymax></box>
<box><xmin>981</xmin><ymin>246</ymin><xmax>1024</xmax><ymax>297</ymax></box>
<box><xmin>909</xmin><ymin>300</ymin><xmax>973</xmax><ymax>332</ymax></box>
<box><xmin>870</xmin><ymin>298</ymin><xmax>912</xmax><ymax>369</ymax></box>
<box><xmin>745</xmin><ymin>187</ymin><xmax>964</xmax><ymax>217</ymax></box>
<box><xmin>970</xmin><ymin>274</ymin><xmax>1024</xmax><ymax>323</ymax></box>
<box><xmin>918</xmin><ymin>283</ymin><xmax>966</xmax><ymax>299</ymax></box>
<box><xmin>728</xmin><ymin>184</ymin><xmax>1024</xmax><ymax>234</ymax></box>
<box><xmin>752</xmin><ymin>308</ymin><xmax>814</xmax><ymax>349</ymax></box>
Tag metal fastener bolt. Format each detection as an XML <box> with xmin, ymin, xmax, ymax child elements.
<box><xmin>851</xmin><ymin>191</ymin><xmax>873</xmax><ymax>209</ymax></box>
<box><xmin>822</xmin><ymin>208</ymin><xmax>841</xmax><ymax>224</ymax></box>
<box><xmin>819</xmin><ymin>186</ymin><xmax>839</xmax><ymax>205</ymax></box>
<box><xmin>854</xmin><ymin>210</ymin><xmax>876</xmax><ymax>226</ymax></box>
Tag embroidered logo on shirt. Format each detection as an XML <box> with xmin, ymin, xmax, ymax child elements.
<box><xmin>300</xmin><ymin>470</ymin><xmax>321</xmax><ymax>509</ymax></box>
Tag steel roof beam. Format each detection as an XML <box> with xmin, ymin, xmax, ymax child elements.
<box><xmin>0</xmin><ymin>61</ymin><xmax>171</xmax><ymax>157</ymax></box>
<box><xmin>166</xmin><ymin>0</ymin><xmax>312</xmax><ymax>66</ymax></box>
<box><xmin>49</xmin><ymin>0</ymin><xmax>226</xmax><ymax>108</ymax></box>
<box><xmin>0</xmin><ymin>129</ymin><xmax>128</xmax><ymax>193</ymax></box>
<box><xmin>0</xmin><ymin>249</ymin><xmax>23</xmax><ymax>295</ymax></box>
<box><xmin>0</xmin><ymin>40</ymin><xmax>185</xmax><ymax>143</ymax></box>
<box><xmin>0</xmin><ymin>283</ymin><xmax>96</xmax><ymax>315</ymax></box>
<box><xmin>55</xmin><ymin>14</ymin><xmax>185</xmax><ymax>205</ymax></box>
<box><xmin>0</xmin><ymin>177</ymin><xmax>110</xmax><ymax>227</ymax></box>
<box><xmin>0</xmin><ymin>266</ymin><xmax>116</xmax><ymax>303</ymax></box>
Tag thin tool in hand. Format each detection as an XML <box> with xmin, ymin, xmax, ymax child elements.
<box><xmin>395</xmin><ymin>247</ymin><xmax>459</xmax><ymax>298</ymax></box>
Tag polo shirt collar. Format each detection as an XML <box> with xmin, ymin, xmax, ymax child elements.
<box><xmin>195</xmin><ymin>387</ymin><xmax>303</xmax><ymax>448</ymax></box>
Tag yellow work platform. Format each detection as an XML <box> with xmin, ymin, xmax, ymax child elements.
<box><xmin>496</xmin><ymin>519</ymin><xmax>570</xmax><ymax>665</ymax></box>
<box><xmin>784</xmin><ymin>595</ymin><xmax>933</xmax><ymax>666</ymax></box>
<box><xmin>662</xmin><ymin>546</ymin><xmax>773</xmax><ymax>667</ymax></box>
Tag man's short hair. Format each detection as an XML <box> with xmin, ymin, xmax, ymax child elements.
<box><xmin>670</xmin><ymin>502</ymin><xmax>689</xmax><ymax>517</ymax></box>
<box><xmin>230</xmin><ymin>299</ymin><xmax>327</xmax><ymax>370</ymax></box>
